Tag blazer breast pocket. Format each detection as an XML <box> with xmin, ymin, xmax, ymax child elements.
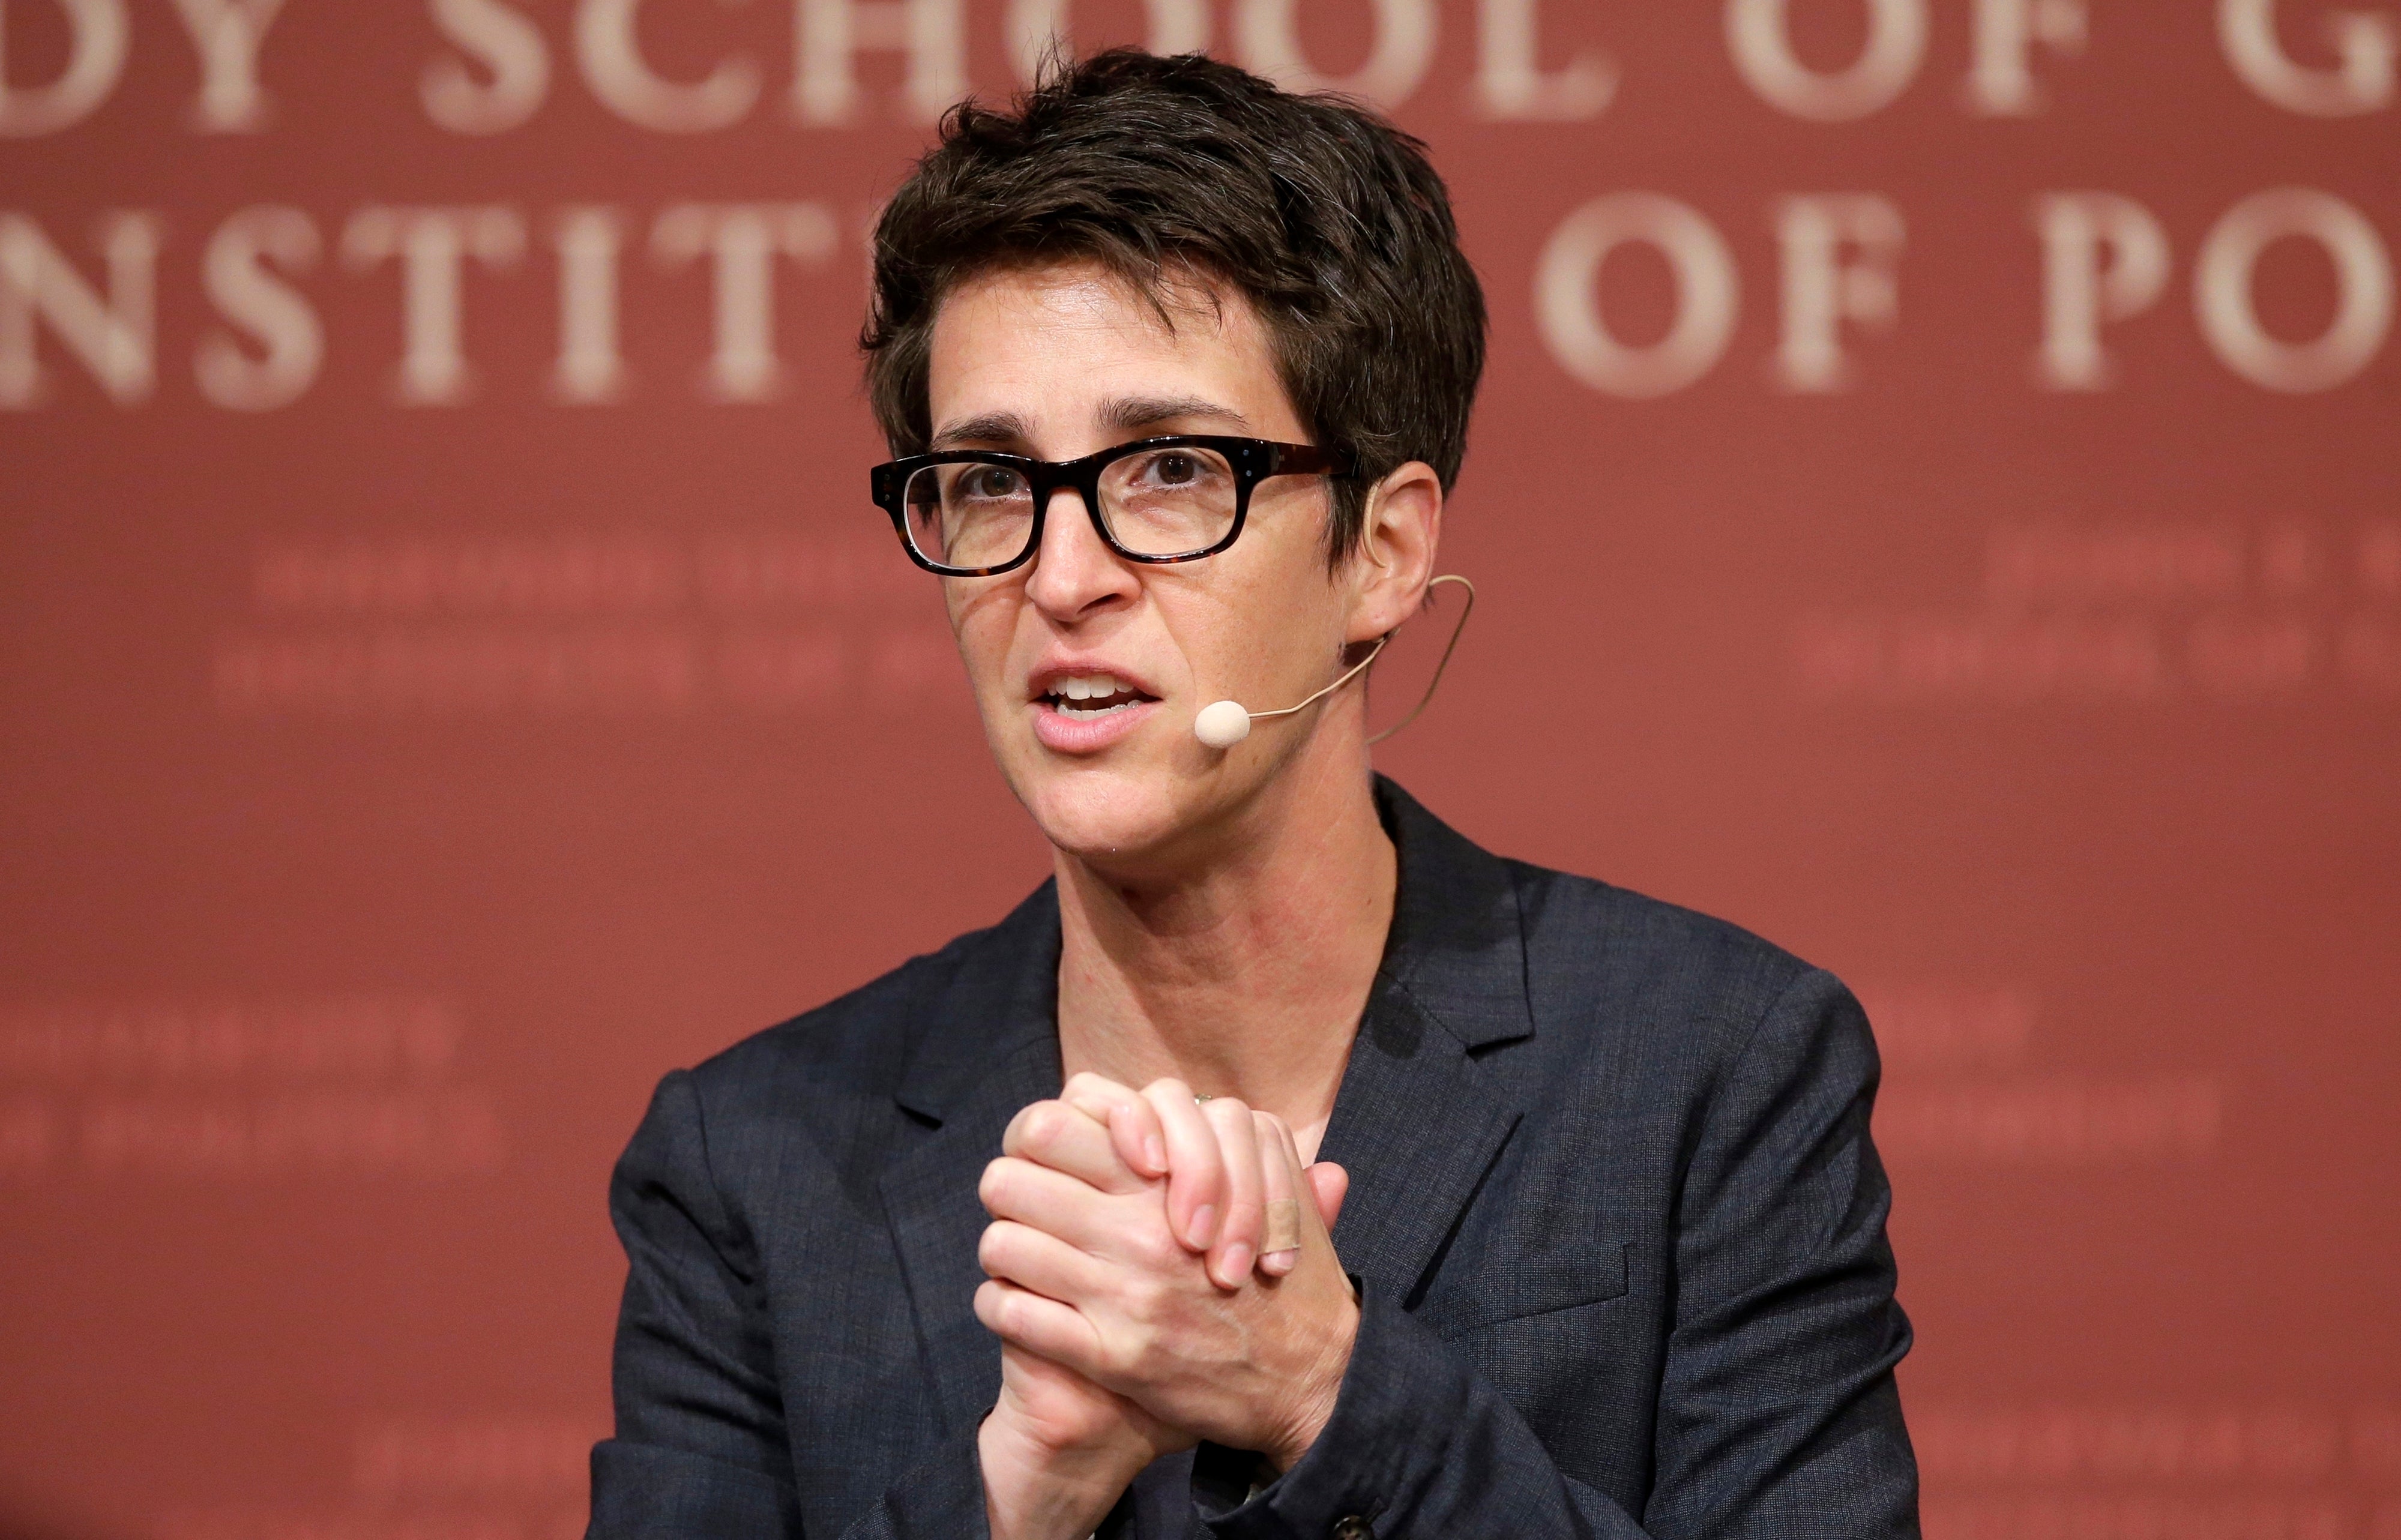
<box><xmin>1421</xmin><ymin>1239</ymin><xmax>1630</xmax><ymax>1340</ymax></box>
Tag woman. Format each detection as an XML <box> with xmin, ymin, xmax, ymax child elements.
<box><xmin>589</xmin><ymin>50</ymin><xmax>1917</xmax><ymax>1540</ymax></box>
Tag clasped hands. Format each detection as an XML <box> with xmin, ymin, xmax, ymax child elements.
<box><xmin>974</xmin><ymin>1072</ymin><xmax>1361</xmax><ymax>1540</ymax></box>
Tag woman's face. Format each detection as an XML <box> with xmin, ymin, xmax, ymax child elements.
<box><xmin>924</xmin><ymin>262</ymin><xmax>1379</xmax><ymax>869</ymax></box>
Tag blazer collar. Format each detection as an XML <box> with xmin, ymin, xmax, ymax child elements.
<box><xmin>891</xmin><ymin>880</ymin><xmax>1063</xmax><ymax>1125</ymax></box>
<box><xmin>879</xmin><ymin>779</ymin><xmax>1538</xmax><ymax>1430</ymax></box>
<box><xmin>1367</xmin><ymin>775</ymin><xmax>1538</xmax><ymax>1051</ymax></box>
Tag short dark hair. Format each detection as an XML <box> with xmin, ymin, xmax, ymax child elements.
<box><xmin>861</xmin><ymin>49</ymin><xmax>1487</xmax><ymax>564</ymax></box>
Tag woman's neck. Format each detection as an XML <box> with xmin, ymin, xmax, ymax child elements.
<box><xmin>1053</xmin><ymin>757</ymin><xmax>1396</xmax><ymax>1164</ymax></box>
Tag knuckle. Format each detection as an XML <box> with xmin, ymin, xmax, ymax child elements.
<box><xmin>980</xmin><ymin>1157</ymin><xmax>1025</xmax><ymax>1211</ymax></box>
<box><xmin>1022</xmin><ymin>1101</ymin><xmax>1070</xmax><ymax>1147</ymax></box>
<box><xmin>1131</xmin><ymin>1220</ymin><xmax>1179</xmax><ymax>1269</ymax></box>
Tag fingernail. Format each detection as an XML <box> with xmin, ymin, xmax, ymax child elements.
<box><xmin>1219</xmin><ymin>1243</ymin><xmax>1253</xmax><ymax>1283</ymax></box>
<box><xmin>1261</xmin><ymin>1249</ymin><xmax>1297</xmax><ymax>1276</ymax></box>
<box><xmin>1188</xmin><ymin>1205</ymin><xmax>1218</xmax><ymax>1248</ymax></box>
<box><xmin>1144</xmin><ymin>1135</ymin><xmax>1166</xmax><ymax>1172</ymax></box>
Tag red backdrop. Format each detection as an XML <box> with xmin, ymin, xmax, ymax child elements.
<box><xmin>4</xmin><ymin>1</ymin><xmax>2397</xmax><ymax>1535</ymax></box>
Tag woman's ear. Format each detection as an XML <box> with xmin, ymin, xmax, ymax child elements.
<box><xmin>1346</xmin><ymin>460</ymin><xmax>1444</xmax><ymax>644</ymax></box>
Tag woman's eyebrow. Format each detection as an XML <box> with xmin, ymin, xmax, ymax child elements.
<box><xmin>929</xmin><ymin>397</ymin><xmax>1253</xmax><ymax>452</ymax></box>
<box><xmin>1103</xmin><ymin>396</ymin><xmax>1253</xmax><ymax>435</ymax></box>
<box><xmin>930</xmin><ymin>411</ymin><xmax>1032</xmax><ymax>448</ymax></box>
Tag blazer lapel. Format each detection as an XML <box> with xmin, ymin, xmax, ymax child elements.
<box><xmin>1315</xmin><ymin>979</ymin><xmax>1522</xmax><ymax>1307</ymax></box>
<box><xmin>880</xmin><ymin>887</ymin><xmax>1065</xmax><ymax>1439</ymax></box>
<box><xmin>1316</xmin><ymin>781</ymin><xmax>1539</xmax><ymax>1309</ymax></box>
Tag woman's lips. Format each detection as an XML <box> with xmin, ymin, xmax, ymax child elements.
<box><xmin>1030</xmin><ymin>694</ymin><xmax>1162</xmax><ymax>753</ymax></box>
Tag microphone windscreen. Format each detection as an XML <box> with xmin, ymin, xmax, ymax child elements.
<box><xmin>1194</xmin><ymin>699</ymin><xmax>1253</xmax><ymax>748</ymax></box>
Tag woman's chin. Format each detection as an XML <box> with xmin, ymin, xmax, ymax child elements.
<box><xmin>1016</xmin><ymin>768</ymin><xmax>1196</xmax><ymax>868</ymax></box>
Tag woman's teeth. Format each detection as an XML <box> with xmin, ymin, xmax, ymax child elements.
<box><xmin>1049</xmin><ymin>673</ymin><xmax>1145</xmax><ymax>713</ymax></box>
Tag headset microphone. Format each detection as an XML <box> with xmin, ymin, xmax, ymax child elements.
<box><xmin>1193</xmin><ymin>574</ymin><xmax>1477</xmax><ymax>750</ymax></box>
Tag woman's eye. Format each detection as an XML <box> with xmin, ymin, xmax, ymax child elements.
<box><xmin>1134</xmin><ymin>452</ymin><xmax>1217</xmax><ymax>490</ymax></box>
<box><xmin>963</xmin><ymin>468</ymin><xmax>1025</xmax><ymax>499</ymax></box>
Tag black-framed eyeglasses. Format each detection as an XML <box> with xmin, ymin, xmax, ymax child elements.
<box><xmin>870</xmin><ymin>435</ymin><xmax>1354</xmax><ymax>577</ymax></box>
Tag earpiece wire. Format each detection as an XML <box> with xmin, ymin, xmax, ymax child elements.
<box><xmin>1238</xmin><ymin>573</ymin><xmax>1477</xmax><ymax>741</ymax></box>
<box><xmin>1366</xmin><ymin>574</ymin><xmax>1477</xmax><ymax>746</ymax></box>
<box><xmin>1243</xmin><ymin>635</ymin><xmax>1391</xmax><ymax>721</ymax></box>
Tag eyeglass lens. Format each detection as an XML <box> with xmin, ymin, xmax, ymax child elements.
<box><xmin>902</xmin><ymin>445</ymin><xmax>1240</xmax><ymax>568</ymax></box>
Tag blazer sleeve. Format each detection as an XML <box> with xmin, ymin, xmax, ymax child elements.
<box><xmin>589</xmin><ymin>1069</ymin><xmax>806</xmax><ymax>1538</ymax></box>
<box><xmin>588</xmin><ymin>1071</ymin><xmax>1001</xmax><ymax>1540</ymax></box>
<box><xmin>1192</xmin><ymin>968</ymin><xmax>1918</xmax><ymax>1539</ymax></box>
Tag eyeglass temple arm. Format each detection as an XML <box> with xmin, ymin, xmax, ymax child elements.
<box><xmin>1273</xmin><ymin>444</ymin><xmax>1354</xmax><ymax>477</ymax></box>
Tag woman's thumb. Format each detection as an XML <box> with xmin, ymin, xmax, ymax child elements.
<box><xmin>1303</xmin><ymin>1161</ymin><xmax>1349</xmax><ymax>1233</ymax></box>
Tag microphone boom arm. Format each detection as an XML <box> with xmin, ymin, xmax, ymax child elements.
<box><xmin>1238</xmin><ymin>573</ymin><xmax>1477</xmax><ymax>739</ymax></box>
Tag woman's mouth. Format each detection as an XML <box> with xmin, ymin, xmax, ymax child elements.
<box><xmin>1040</xmin><ymin>673</ymin><xmax>1158</xmax><ymax>717</ymax></box>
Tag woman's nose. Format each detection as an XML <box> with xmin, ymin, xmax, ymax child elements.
<box><xmin>1023</xmin><ymin>487</ymin><xmax>1139</xmax><ymax>619</ymax></box>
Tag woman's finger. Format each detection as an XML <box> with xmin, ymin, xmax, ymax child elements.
<box><xmin>1139</xmin><ymin>1078</ymin><xmax>1224</xmax><ymax>1251</ymax></box>
<box><xmin>978</xmin><ymin>1155</ymin><xmax>1146</xmax><ymax>1257</ymax></box>
<box><xmin>1199</xmin><ymin>1095</ymin><xmax>1264</xmax><ymax>1288</ymax></box>
<box><xmin>974</xmin><ymin>1278</ymin><xmax>1103</xmax><ymax>1376</ymax></box>
<box><xmin>1000</xmin><ymin>1098</ymin><xmax>1147</xmax><ymax>1196</ymax></box>
<box><xmin>1254</xmin><ymin>1112</ymin><xmax>1303</xmax><ymax>1277</ymax></box>
<box><xmin>1108</xmin><ymin>1099</ymin><xmax>1169</xmax><ymax>1181</ymax></box>
<box><xmin>1305</xmin><ymin>1160</ymin><xmax>1351</xmax><ymax>1235</ymax></box>
<box><xmin>1060</xmin><ymin>1071</ymin><xmax>1168</xmax><ymax>1179</ymax></box>
<box><xmin>977</xmin><ymin>1218</ymin><xmax>1106</xmax><ymax>1305</ymax></box>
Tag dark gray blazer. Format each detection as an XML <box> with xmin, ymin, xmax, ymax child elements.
<box><xmin>589</xmin><ymin>779</ymin><xmax>1918</xmax><ymax>1538</ymax></box>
